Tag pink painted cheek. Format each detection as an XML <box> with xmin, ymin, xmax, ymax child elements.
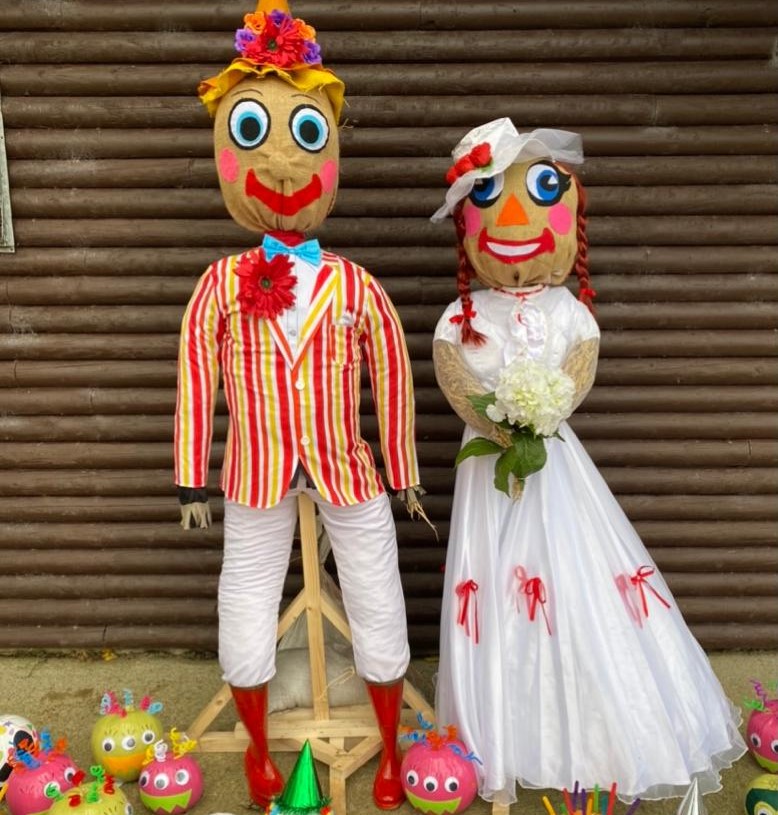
<box><xmin>218</xmin><ymin>148</ymin><xmax>240</xmax><ymax>184</ymax></box>
<box><xmin>319</xmin><ymin>159</ymin><xmax>339</xmax><ymax>193</ymax></box>
<box><xmin>548</xmin><ymin>202</ymin><xmax>573</xmax><ymax>235</ymax></box>
<box><xmin>462</xmin><ymin>202</ymin><xmax>482</xmax><ymax>237</ymax></box>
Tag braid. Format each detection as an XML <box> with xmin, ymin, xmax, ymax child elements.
<box><xmin>571</xmin><ymin>173</ymin><xmax>596</xmax><ymax>315</ymax></box>
<box><xmin>452</xmin><ymin>203</ymin><xmax>487</xmax><ymax>346</ymax></box>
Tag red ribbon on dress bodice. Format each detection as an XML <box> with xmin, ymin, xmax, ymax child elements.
<box><xmin>455</xmin><ymin>579</ymin><xmax>480</xmax><ymax>644</ymax></box>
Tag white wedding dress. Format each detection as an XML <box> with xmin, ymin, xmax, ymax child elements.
<box><xmin>434</xmin><ymin>284</ymin><xmax>745</xmax><ymax>804</ymax></box>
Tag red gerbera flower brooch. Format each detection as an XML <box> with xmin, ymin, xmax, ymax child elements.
<box><xmin>235</xmin><ymin>248</ymin><xmax>297</xmax><ymax>320</ymax></box>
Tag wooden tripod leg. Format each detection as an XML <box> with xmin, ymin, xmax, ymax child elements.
<box><xmin>298</xmin><ymin>493</ymin><xmax>330</xmax><ymax>721</ymax></box>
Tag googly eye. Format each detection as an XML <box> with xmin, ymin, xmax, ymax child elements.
<box><xmin>469</xmin><ymin>173</ymin><xmax>504</xmax><ymax>208</ymax></box>
<box><xmin>771</xmin><ymin>738</ymin><xmax>778</xmax><ymax>754</ymax></box>
<box><xmin>756</xmin><ymin>806</ymin><xmax>772</xmax><ymax>815</ymax></box>
<box><xmin>121</xmin><ymin>735</ymin><xmax>136</xmax><ymax>750</ymax></box>
<box><xmin>423</xmin><ymin>776</ymin><xmax>439</xmax><ymax>793</ymax></box>
<box><xmin>44</xmin><ymin>781</ymin><xmax>61</xmax><ymax>797</ymax></box>
<box><xmin>101</xmin><ymin>737</ymin><xmax>115</xmax><ymax>753</ymax></box>
<box><xmin>444</xmin><ymin>776</ymin><xmax>460</xmax><ymax>793</ymax></box>
<box><xmin>525</xmin><ymin>161</ymin><xmax>571</xmax><ymax>206</ymax></box>
<box><xmin>142</xmin><ymin>730</ymin><xmax>156</xmax><ymax>745</ymax></box>
<box><xmin>153</xmin><ymin>773</ymin><xmax>170</xmax><ymax>791</ymax></box>
<box><xmin>289</xmin><ymin>105</ymin><xmax>329</xmax><ymax>152</ymax></box>
<box><xmin>63</xmin><ymin>766</ymin><xmax>77</xmax><ymax>783</ymax></box>
<box><xmin>405</xmin><ymin>770</ymin><xmax>419</xmax><ymax>787</ymax></box>
<box><xmin>175</xmin><ymin>769</ymin><xmax>190</xmax><ymax>785</ymax></box>
<box><xmin>751</xmin><ymin>733</ymin><xmax>762</xmax><ymax>748</ymax></box>
<box><xmin>229</xmin><ymin>99</ymin><xmax>270</xmax><ymax>150</ymax></box>
<box><xmin>139</xmin><ymin>771</ymin><xmax>150</xmax><ymax>788</ymax></box>
<box><xmin>125</xmin><ymin>803</ymin><xmax>134</xmax><ymax>815</ymax></box>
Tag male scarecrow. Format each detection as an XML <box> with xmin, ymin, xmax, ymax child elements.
<box><xmin>174</xmin><ymin>2</ymin><xmax>423</xmax><ymax>809</ymax></box>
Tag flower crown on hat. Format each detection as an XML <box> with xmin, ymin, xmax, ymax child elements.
<box><xmin>431</xmin><ymin>118</ymin><xmax>584</xmax><ymax>222</ymax></box>
<box><xmin>198</xmin><ymin>0</ymin><xmax>344</xmax><ymax>121</ymax></box>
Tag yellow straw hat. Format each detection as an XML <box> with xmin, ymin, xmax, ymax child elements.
<box><xmin>197</xmin><ymin>0</ymin><xmax>345</xmax><ymax>121</ymax></box>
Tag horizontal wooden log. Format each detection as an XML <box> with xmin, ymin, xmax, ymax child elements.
<box><xmin>3</xmin><ymin>357</ymin><xmax>776</xmax><ymax>391</ymax></box>
<box><xmin>2</xmin><ymin>245</ymin><xmax>777</xmax><ymax>279</ymax></box>
<box><xmin>2</xmin><ymin>29</ymin><xmax>777</xmax><ymax>65</ymax></box>
<box><xmin>2</xmin><ymin>517</ymin><xmax>776</xmax><ymax>554</ymax></box>
<box><xmin>1</xmin><ymin>1</ymin><xmax>775</xmax><ymax>31</ymax></box>
<box><xmin>6</xmin><ymin>125</ymin><xmax>777</xmax><ymax>161</ymax></box>
<box><xmin>10</xmin><ymin>155</ymin><xmax>778</xmax><ymax>190</ymax></box>
<box><xmin>1</xmin><ymin>492</ymin><xmax>775</xmax><ymax>524</ymax></box>
<box><xmin>3</xmin><ymin>271</ymin><xmax>778</xmax><ymax>307</ymax></box>
<box><xmin>0</xmin><ymin>598</ymin><xmax>217</xmax><ymax>626</ymax></box>
<box><xmin>0</xmin><ymin>465</ymin><xmax>775</xmax><ymax>498</ymax></box>
<box><xmin>4</xmin><ymin>94</ymin><xmax>777</xmax><ymax>129</ymax></box>
<box><xmin>4</xmin><ymin>62</ymin><xmax>776</xmax><ymax>97</ymax></box>
<box><xmin>11</xmin><ymin>216</ymin><xmax>778</xmax><ymax>251</ymax></box>
<box><xmin>4</xmin><ymin>385</ymin><xmax>777</xmax><ymax>421</ymax></box>
<box><xmin>10</xmin><ymin>184</ymin><xmax>778</xmax><ymax>220</ymax></box>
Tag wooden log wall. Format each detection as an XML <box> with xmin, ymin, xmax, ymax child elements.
<box><xmin>1</xmin><ymin>1</ymin><xmax>777</xmax><ymax>653</ymax></box>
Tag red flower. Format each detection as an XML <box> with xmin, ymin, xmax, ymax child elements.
<box><xmin>235</xmin><ymin>248</ymin><xmax>297</xmax><ymax>320</ymax></box>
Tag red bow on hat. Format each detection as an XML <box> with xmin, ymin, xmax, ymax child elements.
<box><xmin>445</xmin><ymin>142</ymin><xmax>493</xmax><ymax>186</ymax></box>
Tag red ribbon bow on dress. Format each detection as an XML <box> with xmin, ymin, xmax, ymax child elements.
<box><xmin>445</xmin><ymin>142</ymin><xmax>493</xmax><ymax>186</ymax></box>
<box><xmin>455</xmin><ymin>579</ymin><xmax>480</xmax><ymax>644</ymax></box>
<box><xmin>514</xmin><ymin>566</ymin><xmax>553</xmax><ymax>636</ymax></box>
<box><xmin>449</xmin><ymin>301</ymin><xmax>478</xmax><ymax>325</ymax></box>
<box><xmin>630</xmin><ymin>565</ymin><xmax>671</xmax><ymax>617</ymax></box>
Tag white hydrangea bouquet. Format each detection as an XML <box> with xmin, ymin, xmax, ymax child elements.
<box><xmin>456</xmin><ymin>358</ymin><xmax>576</xmax><ymax>496</ymax></box>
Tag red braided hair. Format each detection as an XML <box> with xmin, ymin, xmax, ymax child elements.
<box><xmin>451</xmin><ymin>202</ymin><xmax>486</xmax><ymax>346</ymax></box>
<box><xmin>570</xmin><ymin>172</ymin><xmax>596</xmax><ymax>315</ymax></box>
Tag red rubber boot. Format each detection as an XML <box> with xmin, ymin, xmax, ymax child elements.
<box><xmin>366</xmin><ymin>679</ymin><xmax>405</xmax><ymax>810</ymax></box>
<box><xmin>230</xmin><ymin>684</ymin><xmax>284</xmax><ymax>807</ymax></box>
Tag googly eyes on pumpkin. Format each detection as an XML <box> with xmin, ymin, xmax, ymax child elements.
<box><xmin>229</xmin><ymin>99</ymin><xmax>270</xmax><ymax>150</ymax></box>
<box><xmin>405</xmin><ymin>769</ymin><xmax>419</xmax><ymax>787</ymax></box>
<box><xmin>175</xmin><ymin>769</ymin><xmax>190</xmax><ymax>785</ymax></box>
<box><xmin>142</xmin><ymin>730</ymin><xmax>156</xmax><ymax>745</ymax></box>
<box><xmin>153</xmin><ymin>773</ymin><xmax>170</xmax><ymax>790</ymax></box>
<box><xmin>772</xmin><ymin>738</ymin><xmax>778</xmax><ymax>754</ymax></box>
<box><xmin>63</xmin><ymin>766</ymin><xmax>78</xmax><ymax>783</ymax></box>
<box><xmin>289</xmin><ymin>105</ymin><xmax>329</xmax><ymax>152</ymax></box>
<box><xmin>422</xmin><ymin>776</ymin><xmax>438</xmax><ymax>793</ymax></box>
<box><xmin>525</xmin><ymin>161</ymin><xmax>571</xmax><ymax>206</ymax></box>
<box><xmin>469</xmin><ymin>173</ymin><xmax>504</xmax><ymax>208</ymax></box>
<box><xmin>101</xmin><ymin>737</ymin><xmax>115</xmax><ymax>752</ymax></box>
<box><xmin>139</xmin><ymin>771</ymin><xmax>150</xmax><ymax>788</ymax></box>
<box><xmin>751</xmin><ymin>733</ymin><xmax>762</xmax><ymax>748</ymax></box>
<box><xmin>121</xmin><ymin>735</ymin><xmax>136</xmax><ymax>750</ymax></box>
<box><xmin>444</xmin><ymin>776</ymin><xmax>459</xmax><ymax>793</ymax></box>
<box><xmin>125</xmin><ymin>803</ymin><xmax>134</xmax><ymax>815</ymax></box>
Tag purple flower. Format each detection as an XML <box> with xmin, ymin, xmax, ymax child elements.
<box><xmin>235</xmin><ymin>27</ymin><xmax>256</xmax><ymax>54</ymax></box>
<box><xmin>268</xmin><ymin>9</ymin><xmax>291</xmax><ymax>25</ymax></box>
<box><xmin>303</xmin><ymin>40</ymin><xmax>321</xmax><ymax>64</ymax></box>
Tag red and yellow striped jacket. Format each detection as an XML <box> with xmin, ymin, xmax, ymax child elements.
<box><xmin>174</xmin><ymin>249</ymin><xmax>420</xmax><ymax>508</ymax></box>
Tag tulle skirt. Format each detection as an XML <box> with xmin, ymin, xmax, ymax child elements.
<box><xmin>435</xmin><ymin>422</ymin><xmax>745</xmax><ymax>805</ymax></box>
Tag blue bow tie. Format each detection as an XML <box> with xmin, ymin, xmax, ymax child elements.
<box><xmin>262</xmin><ymin>234</ymin><xmax>322</xmax><ymax>267</ymax></box>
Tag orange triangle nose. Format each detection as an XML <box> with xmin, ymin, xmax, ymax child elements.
<box><xmin>496</xmin><ymin>193</ymin><xmax>529</xmax><ymax>227</ymax></box>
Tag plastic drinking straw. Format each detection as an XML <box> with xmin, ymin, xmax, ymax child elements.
<box><xmin>563</xmin><ymin>787</ymin><xmax>575</xmax><ymax>814</ymax></box>
<box><xmin>593</xmin><ymin>784</ymin><xmax>600</xmax><ymax>812</ymax></box>
<box><xmin>606</xmin><ymin>782</ymin><xmax>618</xmax><ymax>815</ymax></box>
<box><xmin>625</xmin><ymin>799</ymin><xmax>642</xmax><ymax>815</ymax></box>
<box><xmin>542</xmin><ymin>796</ymin><xmax>559</xmax><ymax>815</ymax></box>
<box><xmin>586</xmin><ymin>795</ymin><xmax>594</xmax><ymax>815</ymax></box>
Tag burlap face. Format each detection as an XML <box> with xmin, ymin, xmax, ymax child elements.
<box><xmin>213</xmin><ymin>74</ymin><xmax>339</xmax><ymax>234</ymax></box>
<box><xmin>461</xmin><ymin>159</ymin><xmax>579</xmax><ymax>289</ymax></box>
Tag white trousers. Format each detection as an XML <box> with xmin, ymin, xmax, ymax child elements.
<box><xmin>218</xmin><ymin>483</ymin><xmax>411</xmax><ymax>687</ymax></box>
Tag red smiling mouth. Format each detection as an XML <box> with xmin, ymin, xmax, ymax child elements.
<box><xmin>477</xmin><ymin>227</ymin><xmax>555</xmax><ymax>264</ymax></box>
<box><xmin>245</xmin><ymin>170</ymin><xmax>323</xmax><ymax>216</ymax></box>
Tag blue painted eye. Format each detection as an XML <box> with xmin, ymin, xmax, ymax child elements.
<box><xmin>468</xmin><ymin>173</ymin><xmax>504</xmax><ymax>208</ymax></box>
<box><xmin>228</xmin><ymin>99</ymin><xmax>270</xmax><ymax>149</ymax></box>
<box><xmin>289</xmin><ymin>105</ymin><xmax>329</xmax><ymax>152</ymax></box>
<box><xmin>525</xmin><ymin>161</ymin><xmax>571</xmax><ymax>206</ymax></box>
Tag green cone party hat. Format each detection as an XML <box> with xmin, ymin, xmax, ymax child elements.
<box><xmin>267</xmin><ymin>740</ymin><xmax>331</xmax><ymax>815</ymax></box>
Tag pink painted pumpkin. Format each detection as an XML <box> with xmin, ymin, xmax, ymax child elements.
<box><xmin>747</xmin><ymin>699</ymin><xmax>778</xmax><ymax>773</ymax></box>
<box><xmin>5</xmin><ymin>732</ymin><xmax>81</xmax><ymax>815</ymax></box>
<box><xmin>138</xmin><ymin>732</ymin><xmax>203</xmax><ymax>815</ymax></box>
<box><xmin>401</xmin><ymin>728</ymin><xmax>478</xmax><ymax>815</ymax></box>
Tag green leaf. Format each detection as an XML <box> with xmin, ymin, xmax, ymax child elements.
<box><xmin>510</xmin><ymin>434</ymin><xmax>548</xmax><ymax>479</ymax></box>
<box><xmin>467</xmin><ymin>392</ymin><xmax>496</xmax><ymax>419</ymax></box>
<box><xmin>493</xmin><ymin>446</ymin><xmax>520</xmax><ymax>496</ymax></box>
<box><xmin>455</xmin><ymin>436</ymin><xmax>504</xmax><ymax>466</ymax></box>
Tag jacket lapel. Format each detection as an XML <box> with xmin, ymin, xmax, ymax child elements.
<box><xmin>292</xmin><ymin>263</ymin><xmax>338</xmax><ymax>369</ymax></box>
<box><xmin>266</xmin><ymin>318</ymin><xmax>294</xmax><ymax>368</ymax></box>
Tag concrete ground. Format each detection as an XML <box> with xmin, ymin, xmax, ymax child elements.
<box><xmin>1</xmin><ymin>650</ymin><xmax>775</xmax><ymax>815</ymax></box>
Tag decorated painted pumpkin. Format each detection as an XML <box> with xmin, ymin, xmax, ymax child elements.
<box><xmin>400</xmin><ymin>728</ymin><xmax>478</xmax><ymax>815</ymax></box>
<box><xmin>91</xmin><ymin>691</ymin><xmax>164</xmax><ymax>782</ymax></box>
<box><xmin>47</xmin><ymin>769</ymin><xmax>132</xmax><ymax>815</ymax></box>
<box><xmin>5</xmin><ymin>732</ymin><xmax>81</xmax><ymax>815</ymax></box>
<box><xmin>748</xmin><ymin>700</ymin><xmax>778</xmax><ymax>773</ymax></box>
<box><xmin>0</xmin><ymin>715</ymin><xmax>38</xmax><ymax>794</ymax></box>
<box><xmin>138</xmin><ymin>731</ymin><xmax>203</xmax><ymax>815</ymax></box>
<box><xmin>744</xmin><ymin>773</ymin><xmax>778</xmax><ymax>815</ymax></box>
